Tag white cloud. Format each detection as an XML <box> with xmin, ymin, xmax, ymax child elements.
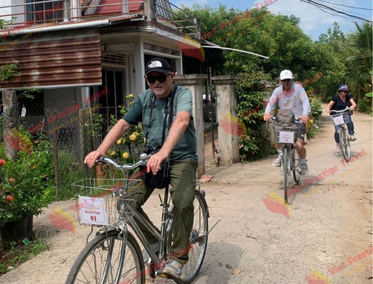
<box><xmin>253</xmin><ymin>0</ymin><xmax>369</xmax><ymax>38</ymax></box>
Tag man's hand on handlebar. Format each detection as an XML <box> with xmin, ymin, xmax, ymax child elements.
<box><xmin>147</xmin><ymin>150</ymin><xmax>168</xmax><ymax>175</ymax></box>
<box><xmin>299</xmin><ymin>115</ymin><xmax>309</xmax><ymax>124</ymax></box>
<box><xmin>84</xmin><ymin>150</ymin><xmax>105</xmax><ymax>168</ymax></box>
<box><xmin>263</xmin><ymin>114</ymin><xmax>272</xmax><ymax>122</ymax></box>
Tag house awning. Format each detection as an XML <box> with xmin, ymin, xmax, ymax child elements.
<box><xmin>0</xmin><ymin>16</ymin><xmax>141</xmax><ymax>90</ymax></box>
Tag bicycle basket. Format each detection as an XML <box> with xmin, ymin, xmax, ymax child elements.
<box><xmin>71</xmin><ymin>178</ymin><xmax>145</xmax><ymax>227</ymax></box>
<box><xmin>274</xmin><ymin>124</ymin><xmax>298</xmax><ymax>144</ymax></box>
<box><xmin>331</xmin><ymin>113</ymin><xmax>345</xmax><ymax>127</ymax></box>
<box><xmin>273</xmin><ymin>109</ymin><xmax>298</xmax><ymax>143</ymax></box>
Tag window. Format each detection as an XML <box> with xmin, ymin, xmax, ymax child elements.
<box><xmin>155</xmin><ymin>0</ymin><xmax>173</xmax><ymax>21</ymax></box>
<box><xmin>18</xmin><ymin>90</ymin><xmax>45</xmax><ymax>116</ymax></box>
<box><xmin>26</xmin><ymin>0</ymin><xmax>63</xmax><ymax>23</ymax></box>
<box><xmin>0</xmin><ymin>90</ymin><xmax>44</xmax><ymax>117</ymax></box>
<box><xmin>88</xmin><ymin>69</ymin><xmax>125</xmax><ymax>132</ymax></box>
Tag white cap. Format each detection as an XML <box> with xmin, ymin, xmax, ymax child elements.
<box><xmin>280</xmin><ymin>70</ymin><xmax>293</xmax><ymax>80</ymax></box>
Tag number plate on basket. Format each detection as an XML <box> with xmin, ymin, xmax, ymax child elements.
<box><xmin>78</xmin><ymin>196</ymin><xmax>108</xmax><ymax>226</ymax></box>
<box><xmin>333</xmin><ymin>115</ymin><xmax>344</xmax><ymax>125</ymax></box>
<box><xmin>279</xmin><ymin>131</ymin><xmax>294</xmax><ymax>143</ymax></box>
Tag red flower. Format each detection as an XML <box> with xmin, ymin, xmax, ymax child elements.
<box><xmin>0</xmin><ymin>159</ymin><xmax>6</xmax><ymax>166</ymax></box>
<box><xmin>6</xmin><ymin>195</ymin><xmax>14</xmax><ymax>202</ymax></box>
<box><xmin>9</xmin><ymin>178</ymin><xmax>16</xmax><ymax>183</ymax></box>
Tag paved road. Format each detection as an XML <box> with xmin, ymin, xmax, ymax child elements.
<box><xmin>1</xmin><ymin>110</ymin><xmax>371</xmax><ymax>284</ymax></box>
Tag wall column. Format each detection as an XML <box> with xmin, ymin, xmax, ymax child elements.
<box><xmin>211</xmin><ymin>75</ymin><xmax>240</xmax><ymax>166</ymax></box>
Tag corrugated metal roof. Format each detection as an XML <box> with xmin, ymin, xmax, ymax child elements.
<box><xmin>0</xmin><ymin>30</ymin><xmax>102</xmax><ymax>89</ymax></box>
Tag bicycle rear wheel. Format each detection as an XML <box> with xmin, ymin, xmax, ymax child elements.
<box><xmin>292</xmin><ymin>147</ymin><xmax>301</xmax><ymax>184</ymax></box>
<box><xmin>165</xmin><ymin>190</ymin><xmax>209</xmax><ymax>284</ymax></box>
<box><xmin>340</xmin><ymin>126</ymin><xmax>351</xmax><ymax>162</ymax></box>
<box><xmin>65</xmin><ymin>230</ymin><xmax>145</xmax><ymax>284</ymax></box>
<box><xmin>283</xmin><ymin>148</ymin><xmax>289</xmax><ymax>203</ymax></box>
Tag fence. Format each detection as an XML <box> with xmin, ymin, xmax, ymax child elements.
<box><xmin>0</xmin><ymin>100</ymin><xmax>140</xmax><ymax>200</ymax></box>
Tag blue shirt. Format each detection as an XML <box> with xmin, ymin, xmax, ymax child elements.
<box><xmin>331</xmin><ymin>94</ymin><xmax>353</xmax><ymax>111</ymax></box>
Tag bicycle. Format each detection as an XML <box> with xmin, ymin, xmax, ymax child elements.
<box><xmin>271</xmin><ymin>111</ymin><xmax>302</xmax><ymax>203</ymax></box>
<box><xmin>65</xmin><ymin>154</ymin><xmax>216</xmax><ymax>284</ymax></box>
<box><xmin>330</xmin><ymin>107</ymin><xmax>352</xmax><ymax>162</ymax></box>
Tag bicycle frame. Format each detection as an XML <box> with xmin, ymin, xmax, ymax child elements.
<box><xmin>280</xmin><ymin>144</ymin><xmax>294</xmax><ymax>173</ymax></box>
<box><xmin>68</xmin><ymin>155</ymin><xmax>213</xmax><ymax>284</ymax></box>
<box><xmin>123</xmin><ymin>186</ymin><xmax>172</xmax><ymax>266</ymax></box>
<box><xmin>331</xmin><ymin>108</ymin><xmax>352</xmax><ymax>162</ymax></box>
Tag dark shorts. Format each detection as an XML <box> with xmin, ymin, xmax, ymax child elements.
<box><xmin>296</xmin><ymin>122</ymin><xmax>306</xmax><ymax>140</ymax></box>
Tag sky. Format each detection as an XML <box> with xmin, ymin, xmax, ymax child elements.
<box><xmin>177</xmin><ymin>0</ymin><xmax>373</xmax><ymax>41</ymax></box>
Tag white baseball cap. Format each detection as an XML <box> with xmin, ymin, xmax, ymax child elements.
<box><xmin>280</xmin><ymin>70</ymin><xmax>293</xmax><ymax>80</ymax></box>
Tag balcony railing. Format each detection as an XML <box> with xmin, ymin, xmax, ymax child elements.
<box><xmin>0</xmin><ymin>0</ymin><xmax>199</xmax><ymax>39</ymax></box>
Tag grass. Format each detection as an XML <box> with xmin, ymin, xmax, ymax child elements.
<box><xmin>57</xmin><ymin>148</ymin><xmax>91</xmax><ymax>200</ymax></box>
<box><xmin>0</xmin><ymin>237</ymin><xmax>49</xmax><ymax>275</ymax></box>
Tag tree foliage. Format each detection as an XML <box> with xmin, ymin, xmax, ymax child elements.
<box><xmin>342</xmin><ymin>22</ymin><xmax>372</xmax><ymax>107</ymax></box>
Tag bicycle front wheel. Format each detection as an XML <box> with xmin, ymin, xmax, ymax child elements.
<box><xmin>340</xmin><ymin>126</ymin><xmax>351</xmax><ymax>162</ymax></box>
<box><xmin>65</xmin><ymin>230</ymin><xmax>145</xmax><ymax>284</ymax></box>
<box><xmin>283</xmin><ymin>148</ymin><xmax>289</xmax><ymax>203</ymax></box>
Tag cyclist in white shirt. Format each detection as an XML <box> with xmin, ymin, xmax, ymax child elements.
<box><xmin>263</xmin><ymin>70</ymin><xmax>311</xmax><ymax>175</ymax></box>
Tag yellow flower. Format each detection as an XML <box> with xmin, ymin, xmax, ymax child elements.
<box><xmin>138</xmin><ymin>125</ymin><xmax>142</xmax><ymax>130</ymax></box>
<box><xmin>122</xmin><ymin>152</ymin><xmax>129</xmax><ymax>159</ymax></box>
<box><xmin>32</xmin><ymin>165</ymin><xmax>36</xmax><ymax>169</ymax></box>
<box><xmin>309</xmin><ymin>119</ymin><xmax>314</xmax><ymax>124</ymax></box>
<box><xmin>122</xmin><ymin>138</ymin><xmax>126</xmax><ymax>144</ymax></box>
<box><xmin>130</xmin><ymin>133</ymin><xmax>137</xmax><ymax>141</ymax></box>
<box><xmin>110</xmin><ymin>151</ymin><xmax>116</xmax><ymax>156</ymax></box>
<box><xmin>117</xmin><ymin>138</ymin><xmax>122</xmax><ymax>145</ymax></box>
<box><xmin>126</xmin><ymin>94</ymin><xmax>134</xmax><ymax>101</ymax></box>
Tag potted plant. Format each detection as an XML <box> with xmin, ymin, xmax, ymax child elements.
<box><xmin>0</xmin><ymin>127</ymin><xmax>54</xmax><ymax>247</ymax></box>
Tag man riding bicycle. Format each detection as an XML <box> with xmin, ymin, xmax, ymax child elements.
<box><xmin>263</xmin><ymin>70</ymin><xmax>311</xmax><ymax>175</ymax></box>
<box><xmin>326</xmin><ymin>84</ymin><xmax>357</xmax><ymax>153</ymax></box>
<box><xmin>84</xmin><ymin>57</ymin><xmax>198</xmax><ymax>278</ymax></box>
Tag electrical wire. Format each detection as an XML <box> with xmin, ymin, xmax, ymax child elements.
<box><xmin>313</xmin><ymin>0</ymin><xmax>372</xmax><ymax>11</ymax></box>
<box><xmin>301</xmin><ymin>0</ymin><xmax>372</xmax><ymax>22</ymax></box>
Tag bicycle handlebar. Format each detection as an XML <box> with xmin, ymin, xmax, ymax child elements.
<box><xmin>330</xmin><ymin>107</ymin><xmax>351</xmax><ymax>115</ymax></box>
<box><xmin>96</xmin><ymin>153</ymin><xmax>151</xmax><ymax>171</ymax></box>
<box><xmin>271</xmin><ymin>116</ymin><xmax>301</xmax><ymax>122</ymax></box>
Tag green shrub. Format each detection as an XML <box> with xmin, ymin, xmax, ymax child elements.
<box><xmin>235</xmin><ymin>70</ymin><xmax>277</xmax><ymax>161</ymax></box>
<box><xmin>358</xmin><ymin>98</ymin><xmax>372</xmax><ymax>114</ymax></box>
<box><xmin>57</xmin><ymin>148</ymin><xmax>88</xmax><ymax>200</ymax></box>
<box><xmin>0</xmin><ymin>127</ymin><xmax>54</xmax><ymax>226</ymax></box>
<box><xmin>306</xmin><ymin>97</ymin><xmax>323</xmax><ymax>139</ymax></box>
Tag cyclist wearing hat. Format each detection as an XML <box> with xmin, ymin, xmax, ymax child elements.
<box><xmin>84</xmin><ymin>57</ymin><xmax>197</xmax><ymax>277</ymax></box>
<box><xmin>264</xmin><ymin>69</ymin><xmax>311</xmax><ymax>175</ymax></box>
<box><xmin>326</xmin><ymin>84</ymin><xmax>357</xmax><ymax>152</ymax></box>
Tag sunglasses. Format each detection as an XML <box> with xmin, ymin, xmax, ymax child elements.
<box><xmin>282</xmin><ymin>79</ymin><xmax>291</xmax><ymax>83</ymax></box>
<box><xmin>146</xmin><ymin>73</ymin><xmax>171</xmax><ymax>84</ymax></box>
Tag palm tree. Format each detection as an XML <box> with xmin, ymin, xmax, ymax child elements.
<box><xmin>342</xmin><ymin>22</ymin><xmax>372</xmax><ymax>106</ymax></box>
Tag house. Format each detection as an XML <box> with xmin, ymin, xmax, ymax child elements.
<box><xmin>0</xmin><ymin>0</ymin><xmax>203</xmax><ymax>157</ymax></box>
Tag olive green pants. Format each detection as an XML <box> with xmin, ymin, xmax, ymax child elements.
<box><xmin>132</xmin><ymin>159</ymin><xmax>197</xmax><ymax>264</ymax></box>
